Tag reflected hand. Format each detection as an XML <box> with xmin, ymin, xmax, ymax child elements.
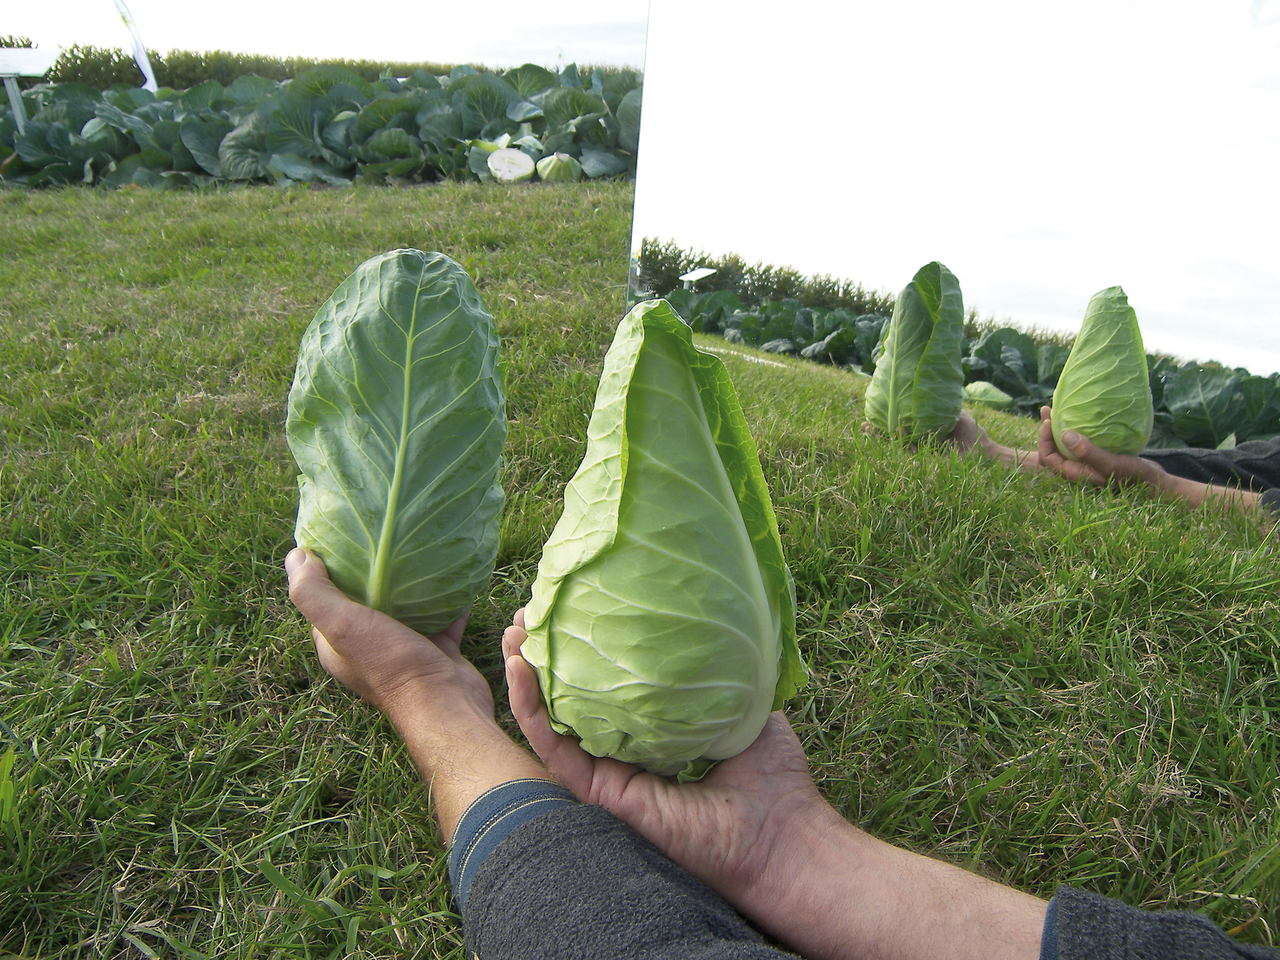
<box><xmin>1036</xmin><ymin>406</ymin><xmax>1168</xmax><ymax>490</ymax></box>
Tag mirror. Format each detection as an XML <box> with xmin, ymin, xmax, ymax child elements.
<box><xmin>632</xmin><ymin>1</ymin><xmax>1280</xmax><ymax>375</ymax></box>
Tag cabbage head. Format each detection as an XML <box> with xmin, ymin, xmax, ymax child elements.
<box><xmin>1051</xmin><ymin>286</ymin><xmax>1153</xmax><ymax>459</ymax></box>
<box><xmin>522</xmin><ymin>300</ymin><xmax>807</xmax><ymax>781</ymax></box>
<box><xmin>286</xmin><ymin>249</ymin><xmax>505</xmax><ymax>634</ymax></box>
<box><xmin>536</xmin><ymin>152</ymin><xmax>583</xmax><ymax>182</ymax></box>
<box><xmin>863</xmin><ymin>262</ymin><xmax>965</xmax><ymax>440</ymax></box>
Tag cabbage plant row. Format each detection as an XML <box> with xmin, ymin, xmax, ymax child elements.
<box><xmin>0</xmin><ymin>62</ymin><xmax>640</xmax><ymax>188</ymax></box>
<box><xmin>666</xmin><ymin>286</ymin><xmax>1280</xmax><ymax>450</ymax></box>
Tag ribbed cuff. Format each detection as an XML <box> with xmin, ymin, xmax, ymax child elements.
<box><xmin>1040</xmin><ymin>894</ymin><xmax>1059</xmax><ymax>960</ymax></box>
<box><xmin>447</xmin><ymin>778</ymin><xmax>578</xmax><ymax>910</ymax></box>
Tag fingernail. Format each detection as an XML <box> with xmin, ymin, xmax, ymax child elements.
<box><xmin>285</xmin><ymin>548</ymin><xmax>306</xmax><ymax>576</ymax></box>
<box><xmin>1063</xmin><ymin>431</ymin><xmax>1081</xmax><ymax>446</ymax></box>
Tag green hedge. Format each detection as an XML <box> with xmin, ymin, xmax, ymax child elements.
<box><xmin>636</xmin><ymin>237</ymin><xmax>896</xmax><ymax>316</ymax></box>
<box><xmin>43</xmin><ymin>45</ymin><xmax>460</xmax><ymax>90</ymax></box>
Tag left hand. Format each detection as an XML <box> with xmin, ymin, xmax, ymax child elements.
<box><xmin>285</xmin><ymin>547</ymin><xmax>491</xmax><ymax>719</ymax></box>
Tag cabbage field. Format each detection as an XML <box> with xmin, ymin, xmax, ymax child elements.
<box><xmin>0</xmin><ymin>61</ymin><xmax>640</xmax><ymax>188</ymax></box>
<box><xmin>1</xmin><ymin>184</ymin><xmax>1276</xmax><ymax>957</ymax></box>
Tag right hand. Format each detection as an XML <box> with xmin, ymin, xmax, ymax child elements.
<box><xmin>502</xmin><ymin>608</ymin><xmax>836</xmax><ymax>910</ymax></box>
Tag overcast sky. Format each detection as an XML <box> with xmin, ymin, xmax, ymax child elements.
<box><xmin>6</xmin><ymin>1</ymin><xmax>648</xmax><ymax>68</ymax></box>
<box><xmin>9</xmin><ymin>1</ymin><xmax>1280</xmax><ymax>375</ymax></box>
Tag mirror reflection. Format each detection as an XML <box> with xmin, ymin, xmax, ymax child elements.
<box><xmin>632</xmin><ymin>1</ymin><xmax>1280</xmax><ymax>376</ymax></box>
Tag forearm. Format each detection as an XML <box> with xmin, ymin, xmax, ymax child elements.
<box><xmin>979</xmin><ymin>436</ymin><xmax>1039</xmax><ymax>472</ymax></box>
<box><xmin>383</xmin><ymin>686</ymin><xmax>549</xmax><ymax>842</ymax></box>
<box><xmin>1151</xmin><ymin>471</ymin><xmax>1262</xmax><ymax>513</ymax></box>
<box><xmin>741</xmin><ymin>803</ymin><xmax>1046</xmax><ymax>960</ymax></box>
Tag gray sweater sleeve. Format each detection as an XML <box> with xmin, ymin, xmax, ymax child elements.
<box><xmin>1051</xmin><ymin>887</ymin><xmax>1280</xmax><ymax>960</ymax></box>
<box><xmin>461</xmin><ymin>803</ymin><xmax>797</xmax><ymax>960</ymax></box>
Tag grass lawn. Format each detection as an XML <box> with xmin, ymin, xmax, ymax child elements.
<box><xmin>1</xmin><ymin>182</ymin><xmax>1277</xmax><ymax>958</ymax></box>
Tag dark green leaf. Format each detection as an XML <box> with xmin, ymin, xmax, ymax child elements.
<box><xmin>617</xmin><ymin>88</ymin><xmax>641</xmax><ymax>154</ymax></box>
<box><xmin>457</xmin><ymin>75</ymin><xmax>519</xmax><ymax>138</ymax></box>
<box><xmin>1161</xmin><ymin>362</ymin><xmax>1241</xmax><ymax>448</ymax></box>
<box><xmin>355</xmin><ymin>96</ymin><xmax>420</xmax><ymax>138</ymax></box>
<box><xmin>579</xmin><ymin>147</ymin><xmax>629</xmax><ymax>179</ymax></box>
<box><xmin>290</xmin><ymin>66</ymin><xmax>373</xmax><ymax>99</ymax></box>
<box><xmin>507</xmin><ymin>100</ymin><xmax>543</xmax><ymax>122</ymax></box>
<box><xmin>218</xmin><ymin>114</ymin><xmax>271</xmax><ymax>180</ymax></box>
<box><xmin>418</xmin><ymin>111</ymin><xmax>462</xmax><ymax>152</ymax></box>
<box><xmin>180</xmin><ymin>117</ymin><xmax>234</xmax><ymax>177</ymax></box>
<box><xmin>800</xmin><ymin>327</ymin><xmax>859</xmax><ymax>365</ymax></box>
<box><xmin>367</xmin><ymin>127</ymin><xmax>420</xmax><ymax>159</ymax></box>
<box><xmin>94</xmin><ymin>101</ymin><xmax>155</xmax><ymax>149</ymax></box>
<box><xmin>267</xmin><ymin>152</ymin><xmax>351</xmax><ymax>186</ymax></box>
<box><xmin>467</xmin><ymin>145</ymin><xmax>492</xmax><ymax>180</ymax></box>
<box><xmin>541</xmin><ymin>88</ymin><xmax>609</xmax><ymax>132</ymax></box>
<box><xmin>321</xmin><ymin>112</ymin><xmax>357</xmax><ymax>155</ymax></box>
<box><xmin>405</xmin><ymin>70</ymin><xmax>441</xmax><ymax>90</ymax></box>
<box><xmin>28</xmin><ymin>162</ymin><xmax>78</xmax><ymax>187</ymax></box>
<box><xmin>601</xmin><ymin>70</ymin><xmax>641</xmax><ymax>113</ymax></box>
<box><xmin>1236</xmin><ymin>375</ymin><xmax>1280</xmax><ymax>441</ymax></box>
<box><xmin>504</xmin><ymin>64</ymin><xmax>558</xmax><ymax>99</ymax></box>
<box><xmin>179</xmin><ymin>80</ymin><xmax>225</xmax><ymax>112</ymax></box>
<box><xmin>266</xmin><ymin>94</ymin><xmax>323</xmax><ymax>159</ymax></box>
<box><xmin>224</xmin><ymin>75</ymin><xmax>278</xmax><ymax>104</ymax></box>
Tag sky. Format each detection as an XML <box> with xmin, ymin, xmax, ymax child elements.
<box><xmin>8</xmin><ymin>1</ymin><xmax>1279</xmax><ymax>375</ymax></box>
<box><xmin>632</xmin><ymin>0</ymin><xmax>1280</xmax><ymax>376</ymax></box>
<box><xmin>5</xmin><ymin>1</ymin><xmax>649</xmax><ymax>69</ymax></box>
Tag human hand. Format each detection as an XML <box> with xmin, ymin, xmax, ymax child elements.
<box><xmin>285</xmin><ymin>547</ymin><xmax>491</xmax><ymax>719</ymax></box>
<box><xmin>1035</xmin><ymin>407</ymin><xmax>1169</xmax><ymax>490</ymax></box>
<box><xmin>286</xmin><ymin>550</ymin><xmax>549</xmax><ymax>840</ymax></box>
<box><xmin>502</xmin><ymin>609</ymin><xmax>835</xmax><ymax>910</ymax></box>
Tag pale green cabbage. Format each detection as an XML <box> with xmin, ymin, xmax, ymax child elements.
<box><xmin>1051</xmin><ymin>286</ymin><xmax>1153</xmax><ymax>459</ymax></box>
<box><xmin>522</xmin><ymin>300</ymin><xmax>807</xmax><ymax>781</ymax></box>
<box><xmin>963</xmin><ymin>380</ymin><xmax>1015</xmax><ymax>410</ymax></box>
<box><xmin>536</xmin><ymin>152</ymin><xmax>583</xmax><ymax>182</ymax></box>
<box><xmin>286</xmin><ymin>250</ymin><xmax>505</xmax><ymax>634</ymax></box>
<box><xmin>863</xmin><ymin>262</ymin><xmax>965</xmax><ymax>440</ymax></box>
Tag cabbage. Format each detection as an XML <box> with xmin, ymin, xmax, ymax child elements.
<box><xmin>522</xmin><ymin>300</ymin><xmax>807</xmax><ymax>781</ymax></box>
<box><xmin>487</xmin><ymin>147</ymin><xmax>535</xmax><ymax>183</ymax></box>
<box><xmin>963</xmin><ymin>380</ymin><xmax>1015</xmax><ymax>410</ymax></box>
<box><xmin>1051</xmin><ymin>286</ymin><xmax>1153</xmax><ymax>459</ymax></box>
<box><xmin>863</xmin><ymin>262</ymin><xmax>965</xmax><ymax>440</ymax></box>
<box><xmin>536</xmin><ymin>152</ymin><xmax>583</xmax><ymax>182</ymax></box>
<box><xmin>286</xmin><ymin>250</ymin><xmax>505</xmax><ymax>634</ymax></box>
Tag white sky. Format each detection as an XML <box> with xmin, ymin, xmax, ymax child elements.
<box><xmin>9</xmin><ymin>1</ymin><xmax>1280</xmax><ymax>375</ymax></box>
<box><xmin>634</xmin><ymin>0</ymin><xmax>1280</xmax><ymax>376</ymax></box>
<box><xmin>5</xmin><ymin>1</ymin><xmax>648</xmax><ymax>68</ymax></box>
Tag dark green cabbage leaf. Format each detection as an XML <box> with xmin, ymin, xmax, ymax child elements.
<box><xmin>286</xmin><ymin>250</ymin><xmax>505</xmax><ymax>633</ymax></box>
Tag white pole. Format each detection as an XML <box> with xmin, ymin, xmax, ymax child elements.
<box><xmin>111</xmin><ymin>0</ymin><xmax>159</xmax><ymax>92</ymax></box>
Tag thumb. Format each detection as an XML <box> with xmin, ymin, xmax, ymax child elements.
<box><xmin>506</xmin><ymin>653</ymin><xmax>596</xmax><ymax>796</ymax></box>
<box><xmin>285</xmin><ymin>548</ymin><xmax>353</xmax><ymax>632</ymax></box>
